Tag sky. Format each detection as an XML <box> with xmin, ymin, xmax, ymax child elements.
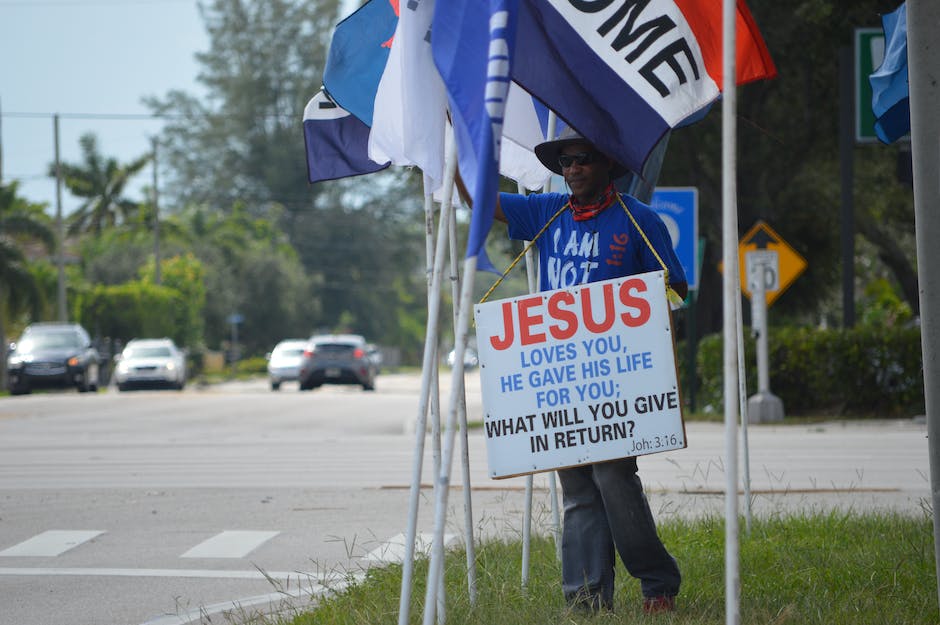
<box><xmin>0</xmin><ymin>0</ymin><xmax>210</xmax><ymax>214</ymax></box>
<box><xmin>0</xmin><ymin>0</ymin><xmax>356</xmax><ymax>216</ymax></box>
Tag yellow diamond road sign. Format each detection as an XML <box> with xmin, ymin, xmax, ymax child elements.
<box><xmin>738</xmin><ymin>221</ymin><xmax>807</xmax><ymax>306</ymax></box>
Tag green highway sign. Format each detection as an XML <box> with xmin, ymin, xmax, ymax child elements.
<box><xmin>855</xmin><ymin>27</ymin><xmax>884</xmax><ymax>143</ymax></box>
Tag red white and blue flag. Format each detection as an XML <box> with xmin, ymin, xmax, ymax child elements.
<box><xmin>433</xmin><ymin>0</ymin><xmax>776</xmax><ymax>264</ymax></box>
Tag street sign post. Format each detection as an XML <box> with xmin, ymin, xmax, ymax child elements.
<box><xmin>737</xmin><ymin>221</ymin><xmax>807</xmax><ymax>306</ymax></box>
<box><xmin>651</xmin><ymin>187</ymin><xmax>698</xmax><ymax>290</ymax></box>
<box><xmin>856</xmin><ymin>27</ymin><xmax>884</xmax><ymax>143</ymax></box>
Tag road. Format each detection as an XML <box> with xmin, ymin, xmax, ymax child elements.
<box><xmin>0</xmin><ymin>372</ymin><xmax>931</xmax><ymax>625</ymax></box>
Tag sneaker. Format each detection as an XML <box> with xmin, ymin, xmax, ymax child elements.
<box><xmin>642</xmin><ymin>595</ymin><xmax>676</xmax><ymax>614</ymax></box>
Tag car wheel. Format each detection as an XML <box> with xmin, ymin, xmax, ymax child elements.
<box><xmin>271</xmin><ymin>381</ymin><xmax>281</xmax><ymax>391</ymax></box>
<box><xmin>362</xmin><ymin>376</ymin><xmax>376</xmax><ymax>391</ymax></box>
<box><xmin>10</xmin><ymin>385</ymin><xmax>30</xmax><ymax>396</ymax></box>
<box><xmin>118</xmin><ymin>383</ymin><xmax>128</xmax><ymax>392</ymax></box>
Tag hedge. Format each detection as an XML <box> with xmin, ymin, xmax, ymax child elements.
<box><xmin>691</xmin><ymin>325</ymin><xmax>925</xmax><ymax>417</ymax></box>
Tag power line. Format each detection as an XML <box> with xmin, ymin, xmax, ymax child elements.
<box><xmin>1</xmin><ymin>110</ymin><xmax>300</xmax><ymax>120</ymax></box>
<box><xmin>0</xmin><ymin>0</ymin><xmax>194</xmax><ymax>6</ymax></box>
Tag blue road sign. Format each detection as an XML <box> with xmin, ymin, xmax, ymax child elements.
<box><xmin>650</xmin><ymin>187</ymin><xmax>698</xmax><ymax>290</ymax></box>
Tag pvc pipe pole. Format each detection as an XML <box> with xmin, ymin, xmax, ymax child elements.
<box><xmin>398</xmin><ymin>138</ymin><xmax>459</xmax><ymax>625</ymax></box>
<box><xmin>543</xmin><ymin>112</ymin><xmax>563</xmax><ymax>563</ymax></box>
<box><xmin>422</xmin><ymin>254</ymin><xmax>478</xmax><ymax>625</ymax></box>
<box><xmin>447</xmin><ymin>189</ymin><xmax>478</xmax><ymax>605</ymax></box>
<box><xmin>734</xmin><ymin>286</ymin><xmax>752</xmax><ymax>534</ymax></box>
<box><xmin>428</xmin><ymin>187</ymin><xmax>445</xmax><ymax>625</ymax></box>
<box><xmin>721</xmin><ymin>0</ymin><xmax>741</xmax><ymax>622</ymax></box>
<box><xmin>906</xmin><ymin>0</ymin><xmax>940</xmax><ymax>614</ymax></box>
<box><xmin>517</xmin><ymin>184</ymin><xmax>536</xmax><ymax>589</ymax></box>
<box><xmin>423</xmin><ymin>189</ymin><xmax>442</xmax><ymax>484</ymax></box>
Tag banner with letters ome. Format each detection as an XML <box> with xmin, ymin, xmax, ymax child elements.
<box><xmin>474</xmin><ymin>270</ymin><xmax>686</xmax><ymax>479</ymax></box>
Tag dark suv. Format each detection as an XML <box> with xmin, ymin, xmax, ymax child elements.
<box><xmin>298</xmin><ymin>334</ymin><xmax>379</xmax><ymax>391</ymax></box>
<box><xmin>7</xmin><ymin>323</ymin><xmax>101</xmax><ymax>395</ymax></box>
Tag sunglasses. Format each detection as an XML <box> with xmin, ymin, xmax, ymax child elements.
<box><xmin>558</xmin><ymin>152</ymin><xmax>600</xmax><ymax>169</ymax></box>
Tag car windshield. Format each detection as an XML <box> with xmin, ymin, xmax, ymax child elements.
<box><xmin>19</xmin><ymin>333</ymin><xmax>82</xmax><ymax>351</ymax></box>
<box><xmin>275</xmin><ymin>347</ymin><xmax>305</xmax><ymax>358</ymax></box>
<box><xmin>125</xmin><ymin>346</ymin><xmax>172</xmax><ymax>359</ymax></box>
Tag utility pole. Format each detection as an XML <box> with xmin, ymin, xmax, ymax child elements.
<box><xmin>53</xmin><ymin>114</ymin><xmax>67</xmax><ymax>322</ymax></box>
<box><xmin>151</xmin><ymin>137</ymin><xmax>161</xmax><ymax>285</ymax></box>
<box><xmin>1</xmin><ymin>95</ymin><xmax>4</xmax><ymax>184</ymax></box>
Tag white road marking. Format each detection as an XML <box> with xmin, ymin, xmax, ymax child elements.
<box><xmin>180</xmin><ymin>531</ymin><xmax>280</xmax><ymax>559</ymax></box>
<box><xmin>0</xmin><ymin>567</ymin><xmax>312</xmax><ymax>580</ymax></box>
<box><xmin>362</xmin><ymin>532</ymin><xmax>458</xmax><ymax>564</ymax></box>
<box><xmin>0</xmin><ymin>530</ymin><xmax>105</xmax><ymax>557</ymax></box>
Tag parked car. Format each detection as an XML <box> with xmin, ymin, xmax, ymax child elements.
<box><xmin>6</xmin><ymin>323</ymin><xmax>101</xmax><ymax>395</ymax></box>
<box><xmin>113</xmin><ymin>338</ymin><xmax>186</xmax><ymax>391</ymax></box>
<box><xmin>298</xmin><ymin>334</ymin><xmax>379</xmax><ymax>391</ymax></box>
<box><xmin>266</xmin><ymin>338</ymin><xmax>308</xmax><ymax>391</ymax></box>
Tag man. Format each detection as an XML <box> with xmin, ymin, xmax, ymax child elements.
<box><xmin>495</xmin><ymin>128</ymin><xmax>685</xmax><ymax>615</ymax></box>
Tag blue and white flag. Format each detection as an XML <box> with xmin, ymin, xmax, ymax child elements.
<box><xmin>870</xmin><ymin>2</ymin><xmax>909</xmax><ymax>145</ymax></box>
<box><xmin>322</xmin><ymin>0</ymin><xmax>398</xmax><ymax>127</ymax></box>
<box><xmin>369</xmin><ymin>0</ymin><xmax>448</xmax><ymax>194</ymax></box>
<box><xmin>303</xmin><ymin>89</ymin><xmax>390</xmax><ymax>184</ymax></box>
<box><xmin>432</xmin><ymin>0</ymin><xmax>518</xmax><ymax>270</ymax></box>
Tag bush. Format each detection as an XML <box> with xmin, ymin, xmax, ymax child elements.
<box><xmin>695</xmin><ymin>325</ymin><xmax>924</xmax><ymax>417</ymax></box>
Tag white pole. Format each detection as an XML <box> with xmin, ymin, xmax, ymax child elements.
<box><xmin>721</xmin><ymin>0</ymin><xmax>741</xmax><ymax>623</ymax></box>
<box><xmin>427</xmin><ymin>186</ymin><xmax>445</xmax><ymax>624</ymax></box>
<box><xmin>735</xmin><ymin>286</ymin><xmax>752</xmax><ymax>534</ymax></box>
<box><xmin>423</xmin><ymin>191</ymin><xmax>442</xmax><ymax>483</ymax></box>
<box><xmin>398</xmin><ymin>137</ymin><xmax>459</xmax><ymax>625</ymax></box>
<box><xmin>422</xmin><ymin>253</ymin><xmax>478</xmax><ymax>625</ymax></box>
<box><xmin>447</xmin><ymin>188</ymin><xmax>479</xmax><ymax>605</ymax></box>
<box><xmin>906</xmin><ymin>0</ymin><xmax>940</xmax><ymax>614</ymax></box>
<box><xmin>543</xmin><ymin>112</ymin><xmax>563</xmax><ymax>563</ymax></box>
<box><xmin>517</xmin><ymin>181</ymin><xmax>537</xmax><ymax>589</ymax></box>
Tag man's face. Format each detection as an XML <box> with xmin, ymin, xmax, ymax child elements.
<box><xmin>560</xmin><ymin>142</ymin><xmax>612</xmax><ymax>202</ymax></box>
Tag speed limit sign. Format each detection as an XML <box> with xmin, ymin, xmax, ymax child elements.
<box><xmin>745</xmin><ymin>250</ymin><xmax>779</xmax><ymax>292</ymax></box>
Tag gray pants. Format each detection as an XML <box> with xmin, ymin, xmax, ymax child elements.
<box><xmin>558</xmin><ymin>457</ymin><xmax>680</xmax><ymax>610</ymax></box>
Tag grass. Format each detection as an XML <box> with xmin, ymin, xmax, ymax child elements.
<box><xmin>252</xmin><ymin>509</ymin><xmax>938</xmax><ymax>625</ymax></box>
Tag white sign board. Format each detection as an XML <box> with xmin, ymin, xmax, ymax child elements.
<box><xmin>745</xmin><ymin>249</ymin><xmax>779</xmax><ymax>292</ymax></box>
<box><xmin>474</xmin><ymin>271</ymin><xmax>686</xmax><ymax>479</ymax></box>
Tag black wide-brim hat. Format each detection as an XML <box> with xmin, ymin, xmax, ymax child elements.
<box><xmin>534</xmin><ymin>126</ymin><xmax>630</xmax><ymax>179</ymax></box>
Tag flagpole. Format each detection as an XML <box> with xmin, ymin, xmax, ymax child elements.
<box><xmin>447</xmin><ymin>181</ymin><xmax>479</xmax><ymax>605</ymax></box>
<box><xmin>516</xmin><ymin>179</ymin><xmax>538</xmax><ymax>589</ymax></box>
<box><xmin>399</xmin><ymin>137</ymin><xmax>459</xmax><ymax>625</ymax></box>
<box><xmin>423</xmin><ymin>252</ymin><xmax>477</xmax><ymax>625</ymax></box>
<box><xmin>424</xmin><ymin>184</ymin><xmax>446</xmax><ymax>623</ymax></box>
<box><xmin>721</xmin><ymin>0</ymin><xmax>741</xmax><ymax>624</ymax></box>
<box><xmin>543</xmin><ymin>113</ymin><xmax>563</xmax><ymax>564</ymax></box>
<box><xmin>906</xmin><ymin>0</ymin><xmax>940</xmax><ymax>613</ymax></box>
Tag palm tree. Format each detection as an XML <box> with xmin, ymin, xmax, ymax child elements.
<box><xmin>0</xmin><ymin>181</ymin><xmax>56</xmax><ymax>388</ymax></box>
<box><xmin>50</xmin><ymin>133</ymin><xmax>151</xmax><ymax>236</ymax></box>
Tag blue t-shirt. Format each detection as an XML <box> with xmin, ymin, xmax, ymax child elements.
<box><xmin>499</xmin><ymin>191</ymin><xmax>686</xmax><ymax>292</ymax></box>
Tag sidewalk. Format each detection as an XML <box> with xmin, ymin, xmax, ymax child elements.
<box><xmin>393</xmin><ymin>369</ymin><xmax>932</xmax><ymax>522</ymax></box>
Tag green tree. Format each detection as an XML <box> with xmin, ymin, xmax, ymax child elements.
<box><xmin>51</xmin><ymin>133</ymin><xmax>151</xmax><ymax>237</ymax></box>
<box><xmin>145</xmin><ymin>0</ymin><xmax>341</xmax><ymax>212</ymax></box>
<box><xmin>659</xmin><ymin>0</ymin><xmax>914</xmax><ymax>335</ymax></box>
<box><xmin>0</xmin><ymin>181</ymin><xmax>55</xmax><ymax>387</ymax></box>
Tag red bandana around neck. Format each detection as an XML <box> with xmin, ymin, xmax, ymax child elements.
<box><xmin>569</xmin><ymin>183</ymin><xmax>617</xmax><ymax>221</ymax></box>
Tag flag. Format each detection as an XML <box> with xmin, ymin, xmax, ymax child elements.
<box><xmin>870</xmin><ymin>3</ymin><xmax>909</xmax><ymax>145</ymax></box>
<box><xmin>322</xmin><ymin>0</ymin><xmax>399</xmax><ymax>127</ymax></box>
<box><xmin>369</xmin><ymin>0</ymin><xmax>448</xmax><ymax>193</ymax></box>
<box><xmin>512</xmin><ymin>0</ymin><xmax>775</xmax><ymax>179</ymax></box>
<box><xmin>303</xmin><ymin>89</ymin><xmax>390</xmax><ymax>184</ymax></box>
<box><xmin>432</xmin><ymin>0</ymin><xmax>518</xmax><ymax>269</ymax></box>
